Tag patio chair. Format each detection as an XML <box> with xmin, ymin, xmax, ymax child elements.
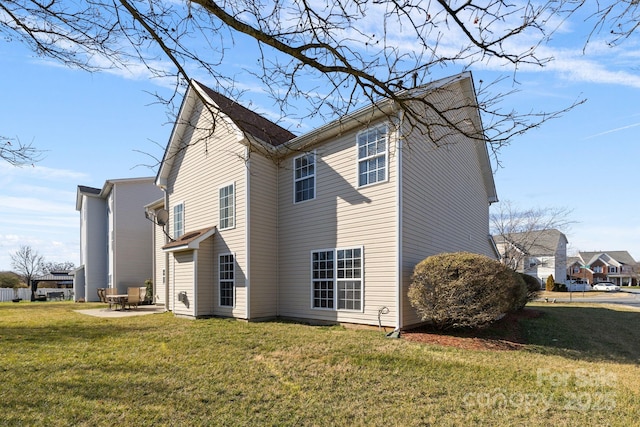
<box><xmin>126</xmin><ymin>287</ymin><xmax>143</xmax><ymax>309</ymax></box>
<box><xmin>105</xmin><ymin>288</ymin><xmax>118</xmax><ymax>309</ymax></box>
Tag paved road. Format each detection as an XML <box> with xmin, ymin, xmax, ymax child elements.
<box><xmin>538</xmin><ymin>289</ymin><xmax>640</xmax><ymax>309</ymax></box>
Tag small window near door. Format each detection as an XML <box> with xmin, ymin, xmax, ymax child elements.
<box><xmin>173</xmin><ymin>203</ymin><xmax>184</xmax><ymax>238</ymax></box>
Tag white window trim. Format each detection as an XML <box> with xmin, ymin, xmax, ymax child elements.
<box><xmin>356</xmin><ymin>124</ymin><xmax>389</xmax><ymax>188</ymax></box>
<box><xmin>310</xmin><ymin>248</ymin><xmax>335</xmax><ymax>311</ymax></box>
<box><xmin>219</xmin><ymin>182</ymin><xmax>236</xmax><ymax>231</ymax></box>
<box><xmin>173</xmin><ymin>202</ymin><xmax>185</xmax><ymax>238</ymax></box>
<box><xmin>293</xmin><ymin>151</ymin><xmax>316</xmax><ymax>204</ymax></box>
<box><xmin>218</xmin><ymin>252</ymin><xmax>235</xmax><ymax>308</ymax></box>
<box><xmin>310</xmin><ymin>246</ymin><xmax>364</xmax><ymax>313</ymax></box>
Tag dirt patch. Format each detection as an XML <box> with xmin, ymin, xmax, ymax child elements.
<box><xmin>402</xmin><ymin>309</ymin><xmax>542</xmax><ymax>351</ymax></box>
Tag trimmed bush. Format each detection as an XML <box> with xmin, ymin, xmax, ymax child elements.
<box><xmin>519</xmin><ymin>273</ymin><xmax>542</xmax><ymax>308</ymax></box>
<box><xmin>545</xmin><ymin>274</ymin><xmax>555</xmax><ymax>292</ymax></box>
<box><xmin>408</xmin><ymin>252</ymin><xmax>527</xmax><ymax>329</ymax></box>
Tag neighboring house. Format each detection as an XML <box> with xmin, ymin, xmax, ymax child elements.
<box><xmin>567</xmin><ymin>251</ymin><xmax>638</xmax><ymax>286</ymax></box>
<box><xmin>74</xmin><ymin>178</ymin><xmax>163</xmax><ymax>301</ymax></box>
<box><xmin>151</xmin><ymin>72</ymin><xmax>498</xmax><ymax>330</ymax></box>
<box><xmin>492</xmin><ymin>229</ymin><xmax>568</xmax><ymax>286</ymax></box>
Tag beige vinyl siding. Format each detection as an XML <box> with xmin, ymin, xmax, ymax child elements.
<box><xmin>153</xmin><ymin>216</ymin><xmax>167</xmax><ymax>306</ymax></box>
<box><xmin>165</xmin><ymin>100</ymin><xmax>248</xmax><ymax>319</ymax></box>
<box><xmin>400</xmin><ymin>85</ymin><xmax>496</xmax><ymax>327</ymax></box>
<box><xmin>277</xmin><ymin>120</ymin><xmax>398</xmax><ymax>327</ymax></box>
<box><xmin>172</xmin><ymin>251</ymin><xmax>194</xmax><ymax>316</ymax></box>
<box><xmin>196</xmin><ymin>237</ymin><xmax>215</xmax><ymax>316</ymax></box>
<box><xmin>247</xmin><ymin>152</ymin><xmax>278</xmax><ymax>319</ymax></box>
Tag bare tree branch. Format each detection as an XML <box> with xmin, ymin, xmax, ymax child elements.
<box><xmin>0</xmin><ymin>137</ymin><xmax>45</xmax><ymax>166</ymax></box>
<box><xmin>1</xmin><ymin>1</ymin><xmax>636</xmax><ymax>166</ymax></box>
<box><xmin>491</xmin><ymin>200</ymin><xmax>576</xmax><ymax>271</ymax></box>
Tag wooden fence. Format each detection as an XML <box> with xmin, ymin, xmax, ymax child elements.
<box><xmin>0</xmin><ymin>288</ymin><xmax>73</xmax><ymax>302</ymax></box>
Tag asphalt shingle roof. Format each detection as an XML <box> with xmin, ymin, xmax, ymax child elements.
<box><xmin>195</xmin><ymin>82</ymin><xmax>296</xmax><ymax>147</ymax></box>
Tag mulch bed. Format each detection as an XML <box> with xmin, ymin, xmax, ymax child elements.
<box><xmin>402</xmin><ymin>308</ymin><xmax>542</xmax><ymax>351</ymax></box>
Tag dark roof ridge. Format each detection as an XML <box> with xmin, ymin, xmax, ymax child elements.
<box><xmin>77</xmin><ymin>185</ymin><xmax>101</xmax><ymax>194</ymax></box>
<box><xmin>193</xmin><ymin>81</ymin><xmax>296</xmax><ymax>147</ymax></box>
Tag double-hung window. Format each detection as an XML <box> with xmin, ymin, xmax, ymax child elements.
<box><xmin>357</xmin><ymin>125</ymin><xmax>388</xmax><ymax>187</ymax></box>
<box><xmin>219</xmin><ymin>183</ymin><xmax>235</xmax><ymax>230</ymax></box>
<box><xmin>173</xmin><ymin>203</ymin><xmax>184</xmax><ymax>238</ymax></box>
<box><xmin>294</xmin><ymin>152</ymin><xmax>315</xmax><ymax>203</ymax></box>
<box><xmin>219</xmin><ymin>254</ymin><xmax>235</xmax><ymax>307</ymax></box>
<box><xmin>312</xmin><ymin>247</ymin><xmax>363</xmax><ymax>311</ymax></box>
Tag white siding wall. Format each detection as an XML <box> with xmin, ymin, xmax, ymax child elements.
<box><xmin>83</xmin><ymin>195</ymin><xmax>107</xmax><ymax>302</ymax></box>
<box><xmin>400</xmin><ymin>87</ymin><xmax>496</xmax><ymax>327</ymax></box>
<box><xmin>110</xmin><ymin>180</ymin><xmax>162</xmax><ymax>292</ymax></box>
<box><xmin>277</xmin><ymin>120</ymin><xmax>398</xmax><ymax>327</ymax></box>
<box><xmin>165</xmin><ymin>100</ymin><xmax>248</xmax><ymax>319</ymax></box>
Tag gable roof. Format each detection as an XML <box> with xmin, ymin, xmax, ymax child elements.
<box><xmin>162</xmin><ymin>226</ymin><xmax>216</xmax><ymax>252</ymax></box>
<box><xmin>195</xmin><ymin>82</ymin><xmax>296</xmax><ymax>147</ymax></box>
<box><xmin>493</xmin><ymin>229</ymin><xmax>567</xmax><ymax>257</ymax></box>
<box><xmin>156</xmin><ymin>81</ymin><xmax>296</xmax><ymax>188</ymax></box>
<box><xmin>156</xmin><ymin>73</ymin><xmax>497</xmax><ymax>204</ymax></box>
<box><xmin>76</xmin><ymin>177</ymin><xmax>156</xmax><ymax>211</ymax></box>
<box><xmin>579</xmin><ymin>251</ymin><xmax>637</xmax><ymax>266</ymax></box>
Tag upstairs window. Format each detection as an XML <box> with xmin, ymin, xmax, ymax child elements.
<box><xmin>219</xmin><ymin>183</ymin><xmax>235</xmax><ymax>230</ymax></box>
<box><xmin>173</xmin><ymin>203</ymin><xmax>184</xmax><ymax>238</ymax></box>
<box><xmin>294</xmin><ymin>152</ymin><xmax>316</xmax><ymax>203</ymax></box>
<box><xmin>608</xmin><ymin>266</ymin><xmax>617</xmax><ymax>273</ymax></box>
<box><xmin>357</xmin><ymin>125</ymin><xmax>388</xmax><ymax>187</ymax></box>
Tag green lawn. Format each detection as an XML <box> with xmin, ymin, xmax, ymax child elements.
<box><xmin>0</xmin><ymin>301</ymin><xmax>639</xmax><ymax>426</ymax></box>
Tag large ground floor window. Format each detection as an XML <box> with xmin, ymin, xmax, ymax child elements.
<box><xmin>219</xmin><ymin>254</ymin><xmax>234</xmax><ymax>307</ymax></box>
<box><xmin>312</xmin><ymin>247</ymin><xmax>363</xmax><ymax>311</ymax></box>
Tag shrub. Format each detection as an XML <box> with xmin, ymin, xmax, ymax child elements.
<box><xmin>0</xmin><ymin>272</ymin><xmax>23</xmax><ymax>288</ymax></box>
<box><xmin>519</xmin><ymin>273</ymin><xmax>542</xmax><ymax>307</ymax></box>
<box><xmin>509</xmin><ymin>271</ymin><xmax>528</xmax><ymax>311</ymax></box>
<box><xmin>408</xmin><ymin>252</ymin><xmax>527</xmax><ymax>329</ymax></box>
<box><xmin>545</xmin><ymin>274</ymin><xmax>555</xmax><ymax>292</ymax></box>
<box><xmin>553</xmin><ymin>283</ymin><xmax>568</xmax><ymax>292</ymax></box>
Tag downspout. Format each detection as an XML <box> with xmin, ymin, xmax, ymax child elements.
<box><xmin>193</xmin><ymin>250</ymin><xmax>198</xmax><ymax>317</ymax></box>
<box><xmin>395</xmin><ymin>110</ymin><xmax>404</xmax><ymax>333</ymax></box>
<box><xmin>163</xmin><ymin>188</ymin><xmax>170</xmax><ymax>311</ymax></box>
<box><xmin>245</xmin><ymin>146</ymin><xmax>251</xmax><ymax>320</ymax></box>
<box><xmin>275</xmin><ymin>158</ymin><xmax>280</xmax><ymax>317</ymax></box>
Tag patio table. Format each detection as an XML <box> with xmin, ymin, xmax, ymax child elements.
<box><xmin>105</xmin><ymin>294</ymin><xmax>129</xmax><ymax>311</ymax></box>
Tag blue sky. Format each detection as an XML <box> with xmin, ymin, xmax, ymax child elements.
<box><xmin>1</xmin><ymin>5</ymin><xmax>639</xmax><ymax>271</ymax></box>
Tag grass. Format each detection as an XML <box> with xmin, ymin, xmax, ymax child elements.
<box><xmin>1</xmin><ymin>302</ymin><xmax>639</xmax><ymax>426</ymax></box>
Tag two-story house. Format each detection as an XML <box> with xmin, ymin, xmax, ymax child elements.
<box><xmin>492</xmin><ymin>229</ymin><xmax>568</xmax><ymax>286</ymax></box>
<box><xmin>74</xmin><ymin>178</ymin><xmax>163</xmax><ymax>301</ymax></box>
<box><xmin>149</xmin><ymin>72</ymin><xmax>498</xmax><ymax>330</ymax></box>
<box><xmin>567</xmin><ymin>251</ymin><xmax>638</xmax><ymax>286</ymax></box>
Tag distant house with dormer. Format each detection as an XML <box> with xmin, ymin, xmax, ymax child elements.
<box><xmin>492</xmin><ymin>229</ymin><xmax>568</xmax><ymax>286</ymax></box>
<box><xmin>567</xmin><ymin>251</ymin><xmax>638</xmax><ymax>286</ymax></box>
